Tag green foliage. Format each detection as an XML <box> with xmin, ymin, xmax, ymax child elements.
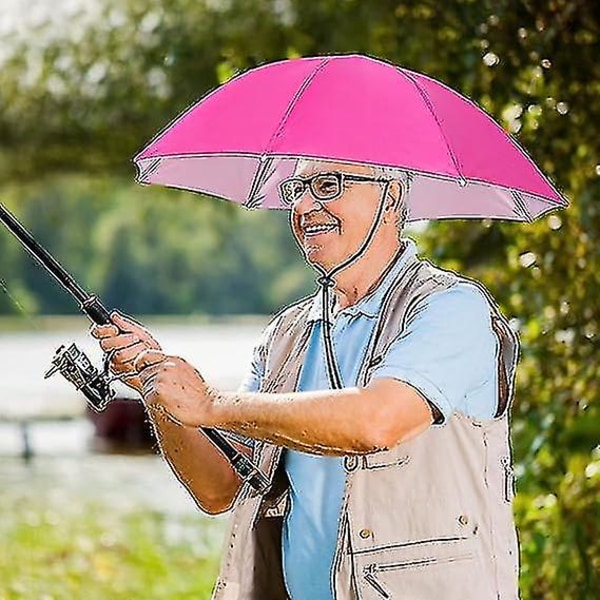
<box><xmin>0</xmin><ymin>492</ymin><xmax>222</xmax><ymax>599</ymax></box>
<box><xmin>1</xmin><ymin>0</ymin><xmax>598</xmax><ymax>597</ymax></box>
<box><xmin>0</xmin><ymin>177</ymin><xmax>314</xmax><ymax>315</ymax></box>
<box><xmin>412</xmin><ymin>4</ymin><xmax>600</xmax><ymax>597</ymax></box>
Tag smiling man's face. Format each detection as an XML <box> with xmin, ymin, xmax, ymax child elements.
<box><xmin>289</xmin><ymin>161</ymin><xmax>388</xmax><ymax>271</ymax></box>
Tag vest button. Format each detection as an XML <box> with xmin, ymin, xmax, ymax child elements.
<box><xmin>358</xmin><ymin>528</ymin><xmax>371</xmax><ymax>539</ymax></box>
<box><xmin>458</xmin><ymin>515</ymin><xmax>469</xmax><ymax>526</ymax></box>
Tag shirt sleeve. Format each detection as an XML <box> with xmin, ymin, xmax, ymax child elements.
<box><xmin>237</xmin><ymin>342</ymin><xmax>265</xmax><ymax>394</ymax></box>
<box><xmin>369</xmin><ymin>282</ymin><xmax>499</xmax><ymax>424</ymax></box>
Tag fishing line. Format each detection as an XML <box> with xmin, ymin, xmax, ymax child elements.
<box><xmin>0</xmin><ymin>275</ymin><xmax>42</xmax><ymax>331</ymax></box>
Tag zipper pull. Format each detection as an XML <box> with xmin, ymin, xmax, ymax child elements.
<box><xmin>363</xmin><ymin>564</ymin><xmax>390</xmax><ymax>598</ymax></box>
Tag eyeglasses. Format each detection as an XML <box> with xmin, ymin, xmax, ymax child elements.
<box><xmin>278</xmin><ymin>172</ymin><xmax>390</xmax><ymax>207</ymax></box>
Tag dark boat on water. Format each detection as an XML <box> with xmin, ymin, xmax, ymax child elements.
<box><xmin>86</xmin><ymin>398</ymin><xmax>157</xmax><ymax>453</ymax></box>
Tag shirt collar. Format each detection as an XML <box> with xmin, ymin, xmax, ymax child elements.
<box><xmin>307</xmin><ymin>238</ymin><xmax>419</xmax><ymax>322</ymax></box>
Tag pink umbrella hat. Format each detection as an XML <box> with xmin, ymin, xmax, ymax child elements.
<box><xmin>134</xmin><ymin>54</ymin><xmax>568</xmax><ymax>222</ymax></box>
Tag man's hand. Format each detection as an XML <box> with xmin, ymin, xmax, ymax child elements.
<box><xmin>134</xmin><ymin>350</ymin><xmax>216</xmax><ymax>428</ymax></box>
<box><xmin>90</xmin><ymin>311</ymin><xmax>162</xmax><ymax>393</ymax></box>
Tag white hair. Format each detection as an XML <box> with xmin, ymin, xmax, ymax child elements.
<box><xmin>371</xmin><ymin>165</ymin><xmax>413</xmax><ymax>228</ymax></box>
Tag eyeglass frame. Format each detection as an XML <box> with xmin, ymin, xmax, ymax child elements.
<box><xmin>277</xmin><ymin>171</ymin><xmax>392</xmax><ymax>207</ymax></box>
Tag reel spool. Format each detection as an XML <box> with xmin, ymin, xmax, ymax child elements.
<box><xmin>45</xmin><ymin>343</ymin><xmax>115</xmax><ymax>411</ymax></box>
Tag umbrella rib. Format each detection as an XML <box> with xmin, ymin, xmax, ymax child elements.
<box><xmin>510</xmin><ymin>190</ymin><xmax>535</xmax><ymax>223</ymax></box>
<box><xmin>244</xmin><ymin>57</ymin><xmax>333</xmax><ymax>208</ymax></box>
<box><xmin>265</xmin><ymin>57</ymin><xmax>332</xmax><ymax>154</ymax></box>
<box><xmin>136</xmin><ymin>157</ymin><xmax>162</xmax><ymax>182</ymax></box>
<box><xmin>245</xmin><ymin>156</ymin><xmax>277</xmax><ymax>209</ymax></box>
<box><xmin>399</xmin><ymin>70</ymin><xmax>465</xmax><ymax>183</ymax></box>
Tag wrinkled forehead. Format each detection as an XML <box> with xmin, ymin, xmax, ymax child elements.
<box><xmin>293</xmin><ymin>159</ymin><xmax>375</xmax><ymax>177</ymax></box>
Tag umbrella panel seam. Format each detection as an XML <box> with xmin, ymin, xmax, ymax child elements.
<box><xmin>399</xmin><ymin>69</ymin><xmax>465</xmax><ymax>182</ymax></box>
<box><xmin>243</xmin><ymin>58</ymin><xmax>332</xmax><ymax>208</ymax></box>
<box><xmin>264</xmin><ymin>57</ymin><xmax>332</xmax><ymax>155</ymax></box>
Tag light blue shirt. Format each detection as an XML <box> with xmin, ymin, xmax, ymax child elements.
<box><xmin>240</xmin><ymin>239</ymin><xmax>501</xmax><ymax>600</ymax></box>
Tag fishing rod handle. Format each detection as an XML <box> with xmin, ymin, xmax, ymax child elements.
<box><xmin>81</xmin><ymin>295</ymin><xmax>112</xmax><ymax>326</ymax></box>
<box><xmin>204</xmin><ymin>428</ymin><xmax>270</xmax><ymax>494</ymax></box>
<box><xmin>229</xmin><ymin>450</ymin><xmax>270</xmax><ymax>494</ymax></box>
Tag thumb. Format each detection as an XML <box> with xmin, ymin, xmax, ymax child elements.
<box><xmin>110</xmin><ymin>311</ymin><xmax>144</xmax><ymax>332</ymax></box>
<box><xmin>111</xmin><ymin>311</ymin><xmax>162</xmax><ymax>350</ymax></box>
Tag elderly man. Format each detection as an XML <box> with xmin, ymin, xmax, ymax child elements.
<box><xmin>93</xmin><ymin>160</ymin><xmax>520</xmax><ymax>599</ymax></box>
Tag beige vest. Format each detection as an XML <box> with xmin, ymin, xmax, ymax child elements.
<box><xmin>212</xmin><ymin>257</ymin><xmax>520</xmax><ymax>600</ymax></box>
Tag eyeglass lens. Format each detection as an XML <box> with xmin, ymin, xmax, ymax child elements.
<box><xmin>281</xmin><ymin>174</ymin><xmax>341</xmax><ymax>205</ymax></box>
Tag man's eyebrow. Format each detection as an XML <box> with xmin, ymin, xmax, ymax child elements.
<box><xmin>294</xmin><ymin>172</ymin><xmax>325</xmax><ymax>179</ymax></box>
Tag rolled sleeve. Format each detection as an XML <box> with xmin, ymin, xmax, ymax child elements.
<box><xmin>238</xmin><ymin>356</ymin><xmax>263</xmax><ymax>394</ymax></box>
<box><xmin>370</xmin><ymin>282</ymin><xmax>499</xmax><ymax>424</ymax></box>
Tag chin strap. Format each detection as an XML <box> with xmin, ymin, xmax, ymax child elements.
<box><xmin>316</xmin><ymin>273</ymin><xmax>344</xmax><ymax>388</ymax></box>
<box><xmin>314</xmin><ymin>181</ymin><xmax>392</xmax><ymax>390</ymax></box>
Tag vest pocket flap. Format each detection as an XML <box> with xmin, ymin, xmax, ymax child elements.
<box><xmin>362</xmin><ymin>451</ymin><xmax>410</xmax><ymax>470</ymax></box>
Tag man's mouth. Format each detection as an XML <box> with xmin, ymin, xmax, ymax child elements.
<box><xmin>302</xmin><ymin>222</ymin><xmax>339</xmax><ymax>237</ymax></box>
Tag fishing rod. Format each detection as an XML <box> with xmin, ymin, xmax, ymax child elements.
<box><xmin>0</xmin><ymin>202</ymin><xmax>269</xmax><ymax>493</ymax></box>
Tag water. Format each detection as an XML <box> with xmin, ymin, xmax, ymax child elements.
<box><xmin>0</xmin><ymin>317</ymin><xmax>267</xmax><ymax>515</ymax></box>
<box><xmin>0</xmin><ymin>316</ymin><xmax>266</xmax><ymax>419</ymax></box>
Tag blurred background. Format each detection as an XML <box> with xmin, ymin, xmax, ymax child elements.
<box><xmin>0</xmin><ymin>0</ymin><xmax>598</xmax><ymax>598</ymax></box>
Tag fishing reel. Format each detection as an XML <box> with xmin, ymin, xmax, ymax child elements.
<box><xmin>45</xmin><ymin>343</ymin><xmax>115</xmax><ymax>412</ymax></box>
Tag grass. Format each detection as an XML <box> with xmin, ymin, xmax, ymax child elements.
<box><xmin>0</xmin><ymin>491</ymin><xmax>225</xmax><ymax>599</ymax></box>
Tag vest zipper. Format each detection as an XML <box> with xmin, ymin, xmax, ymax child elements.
<box><xmin>363</xmin><ymin>564</ymin><xmax>391</xmax><ymax>598</ymax></box>
<box><xmin>370</xmin><ymin>551</ymin><xmax>474</xmax><ymax>572</ymax></box>
<box><xmin>364</xmin><ymin>552</ymin><xmax>474</xmax><ymax>597</ymax></box>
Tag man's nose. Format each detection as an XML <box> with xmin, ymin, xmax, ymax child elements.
<box><xmin>292</xmin><ymin>188</ymin><xmax>322</xmax><ymax>214</ymax></box>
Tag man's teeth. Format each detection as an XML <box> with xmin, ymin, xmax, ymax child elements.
<box><xmin>303</xmin><ymin>223</ymin><xmax>337</xmax><ymax>236</ymax></box>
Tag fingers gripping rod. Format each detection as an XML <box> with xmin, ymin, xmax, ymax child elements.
<box><xmin>0</xmin><ymin>202</ymin><xmax>269</xmax><ymax>494</ymax></box>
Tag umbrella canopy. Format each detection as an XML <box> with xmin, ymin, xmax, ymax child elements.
<box><xmin>134</xmin><ymin>54</ymin><xmax>567</xmax><ymax>221</ymax></box>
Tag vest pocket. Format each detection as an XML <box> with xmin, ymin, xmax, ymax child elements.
<box><xmin>363</xmin><ymin>552</ymin><xmax>475</xmax><ymax>598</ymax></box>
<box><xmin>354</xmin><ymin>534</ymin><xmax>484</xmax><ymax>599</ymax></box>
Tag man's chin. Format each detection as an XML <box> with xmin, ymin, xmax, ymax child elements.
<box><xmin>303</xmin><ymin>248</ymin><xmax>338</xmax><ymax>272</ymax></box>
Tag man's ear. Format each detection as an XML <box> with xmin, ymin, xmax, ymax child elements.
<box><xmin>385</xmin><ymin>180</ymin><xmax>403</xmax><ymax>211</ymax></box>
